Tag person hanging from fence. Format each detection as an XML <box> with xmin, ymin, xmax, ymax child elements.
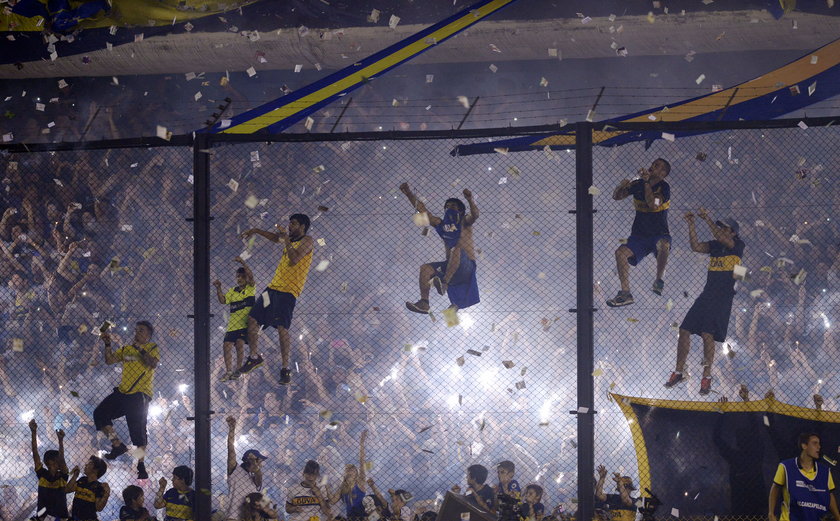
<box><xmin>240</xmin><ymin>214</ymin><xmax>314</xmax><ymax>386</ymax></box>
<box><xmin>213</xmin><ymin>256</ymin><xmax>256</xmax><ymax>382</ymax></box>
<box><xmin>64</xmin><ymin>455</ymin><xmax>110</xmax><ymax>521</ymax></box>
<box><xmin>399</xmin><ymin>183</ymin><xmax>480</xmax><ymax>314</ymax></box>
<box><xmin>664</xmin><ymin>209</ymin><xmax>745</xmax><ymax>395</ymax></box>
<box><xmin>29</xmin><ymin>419</ymin><xmax>70</xmax><ymax>521</ymax></box>
<box><xmin>606</xmin><ymin>158</ymin><xmax>672</xmax><ymax>307</ymax></box>
<box><xmin>769</xmin><ymin>433</ymin><xmax>840</xmax><ymax>521</ymax></box>
<box><xmin>93</xmin><ymin>320</ymin><xmax>159</xmax><ymax>479</ymax></box>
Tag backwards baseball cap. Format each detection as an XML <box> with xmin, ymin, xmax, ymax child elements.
<box><xmin>715</xmin><ymin>217</ymin><xmax>740</xmax><ymax>235</ymax></box>
<box><xmin>242</xmin><ymin>449</ymin><xmax>268</xmax><ymax>462</ymax></box>
<box><xmin>390</xmin><ymin>489</ymin><xmax>413</xmax><ymax>502</ymax></box>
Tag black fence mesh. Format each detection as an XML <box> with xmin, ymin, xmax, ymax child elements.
<box><xmin>0</xmin><ymin>147</ymin><xmax>195</xmax><ymax>520</ymax></box>
<box><xmin>206</xmin><ymin>137</ymin><xmax>577</xmax><ymax>520</ymax></box>
<box><xmin>0</xmin><ymin>122</ymin><xmax>837</xmax><ymax>521</ymax></box>
<box><xmin>593</xmin><ymin>127</ymin><xmax>839</xmax><ymax>521</ymax></box>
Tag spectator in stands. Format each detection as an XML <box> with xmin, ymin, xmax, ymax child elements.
<box><xmin>594</xmin><ymin>465</ymin><xmax>636</xmax><ymax>521</ymax></box>
<box><xmin>225</xmin><ymin>416</ymin><xmax>268</xmax><ymax>521</ymax></box>
<box><xmin>29</xmin><ymin>419</ymin><xmax>69</xmax><ymax>520</ymax></box>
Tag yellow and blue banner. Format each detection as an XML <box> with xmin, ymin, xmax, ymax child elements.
<box><xmin>453</xmin><ymin>36</ymin><xmax>840</xmax><ymax>155</ymax></box>
<box><xmin>613</xmin><ymin>393</ymin><xmax>840</xmax><ymax>517</ymax></box>
<box><xmin>205</xmin><ymin>0</ymin><xmax>518</xmax><ymax>134</ymax></box>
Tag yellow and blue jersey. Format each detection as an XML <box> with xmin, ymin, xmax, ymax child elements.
<box><xmin>628</xmin><ymin>179</ymin><xmax>670</xmax><ymax>237</ymax></box>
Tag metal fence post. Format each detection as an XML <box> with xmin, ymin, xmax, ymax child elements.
<box><xmin>192</xmin><ymin>133</ymin><xmax>213</xmax><ymax>520</ymax></box>
<box><xmin>575</xmin><ymin>121</ymin><xmax>595</xmax><ymax>521</ymax></box>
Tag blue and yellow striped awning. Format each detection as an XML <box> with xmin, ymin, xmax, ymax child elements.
<box><xmin>453</xmin><ymin>36</ymin><xmax>840</xmax><ymax>155</ymax></box>
<box><xmin>204</xmin><ymin>0</ymin><xmax>518</xmax><ymax>134</ymax></box>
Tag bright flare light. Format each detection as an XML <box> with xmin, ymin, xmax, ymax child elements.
<box><xmin>477</xmin><ymin>368</ymin><xmax>498</xmax><ymax>389</ymax></box>
<box><xmin>459</xmin><ymin>312</ymin><xmax>475</xmax><ymax>330</ymax></box>
<box><xmin>177</xmin><ymin>383</ymin><xmax>188</xmax><ymax>394</ymax></box>
<box><xmin>148</xmin><ymin>404</ymin><xmax>164</xmax><ymax>419</ymax></box>
<box><xmin>20</xmin><ymin>409</ymin><xmax>35</xmax><ymax>422</ymax></box>
<box><xmin>446</xmin><ymin>394</ymin><xmax>460</xmax><ymax>409</ymax></box>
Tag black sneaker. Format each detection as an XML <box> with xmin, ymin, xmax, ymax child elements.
<box><xmin>606</xmin><ymin>291</ymin><xmax>634</xmax><ymax>307</ymax></box>
<box><xmin>104</xmin><ymin>442</ymin><xmax>128</xmax><ymax>460</ymax></box>
<box><xmin>432</xmin><ymin>276</ymin><xmax>446</xmax><ymax>296</ymax></box>
<box><xmin>652</xmin><ymin>279</ymin><xmax>665</xmax><ymax>296</ymax></box>
<box><xmin>279</xmin><ymin>368</ymin><xmax>292</xmax><ymax>386</ymax></box>
<box><xmin>238</xmin><ymin>355</ymin><xmax>264</xmax><ymax>375</ymax></box>
<box><xmin>137</xmin><ymin>461</ymin><xmax>148</xmax><ymax>480</ymax></box>
<box><xmin>405</xmin><ymin>299</ymin><xmax>430</xmax><ymax>314</ymax></box>
<box><xmin>229</xmin><ymin>370</ymin><xmax>241</xmax><ymax>380</ymax></box>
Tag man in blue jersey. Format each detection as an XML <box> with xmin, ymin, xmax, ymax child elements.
<box><xmin>400</xmin><ymin>183</ymin><xmax>480</xmax><ymax>314</ymax></box>
<box><xmin>607</xmin><ymin>158</ymin><xmax>672</xmax><ymax>307</ymax></box>
<box><xmin>664</xmin><ymin>209</ymin><xmax>745</xmax><ymax>395</ymax></box>
<box><xmin>769</xmin><ymin>433</ymin><xmax>840</xmax><ymax>521</ymax></box>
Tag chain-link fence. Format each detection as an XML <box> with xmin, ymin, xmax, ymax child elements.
<box><xmin>0</xmin><ymin>145</ymin><xmax>195</xmax><ymax>520</ymax></box>
<box><xmin>0</xmin><ymin>120</ymin><xmax>837</xmax><ymax>521</ymax></box>
<box><xmin>593</xmin><ymin>125</ymin><xmax>839</xmax><ymax>521</ymax></box>
<box><xmin>205</xmin><ymin>136</ymin><xmax>577</xmax><ymax>521</ymax></box>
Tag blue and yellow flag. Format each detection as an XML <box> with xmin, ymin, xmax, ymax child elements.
<box><xmin>206</xmin><ymin>0</ymin><xmax>518</xmax><ymax>134</ymax></box>
<box><xmin>453</xmin><ymin>36</ymin><xmax>840</xmax><ymax>155</ymax></box>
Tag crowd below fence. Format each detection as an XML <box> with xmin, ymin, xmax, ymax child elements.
<box><xmin>0</xmin><ymin>127</ymin><xmax>837</xmax><ymax>521</ymax></box>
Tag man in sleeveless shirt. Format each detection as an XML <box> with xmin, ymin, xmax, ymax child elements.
<box><xmin>240</xmin><ymin>214</ymin><xmax>314</xmax><ymax>385</ymax></box>
<box><xmin>769</xmin><ymin>433</ymin><xmax>840</xmax><ymax>521</ymax></box>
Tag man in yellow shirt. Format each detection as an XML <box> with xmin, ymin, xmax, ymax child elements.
<box><xmin>213</xmin><ymin>256</ymin><xmax>256</xmax><ymax>381</ymax></box>
<box><xmin>240</xmin><ymin>214</ymin><xmax>314</xmax><ymax>385</ymax></box>
<box><xmin>93</xmin><ymin>321</ymin><xmax>159</xmax><ymax>479</ymax></box>
<box><xmin>769</xmin><ymin>433</ymin><xmax>840</xmax><ymax>521</ymax></box>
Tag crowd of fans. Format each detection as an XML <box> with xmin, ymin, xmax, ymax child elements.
<box><xmin>0</xmin><ymin>124</ymin><xmax>836</xmax><ymax>520</ymax></box>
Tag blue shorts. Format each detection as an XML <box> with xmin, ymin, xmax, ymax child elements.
<box><xmin>624</xmin><ymin>234</ymin><xmax>671</xmax><ymax>266</ymax></box>
<box><xmin>430</xmin><ymin>255</ymin><xmax>476</xmax><ymax>286</ymax></box>
<box><xmin>249</xmin><ymin>289</ymin><xmax>296</xmax><ymax>330</ymax></box>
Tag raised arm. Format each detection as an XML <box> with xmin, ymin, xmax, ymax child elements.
<box><xmin>357</xmin><ymin>429</ymin><xmax>368</xmax><ymax>489</ymax></box>
<box><xmin>595</xmin><ymin>465</ymin><xmax>607</xmax><ymax>502</ymax></box>
<box><xmin>101</xmin><ymin>332</ymin><xmax>119</xmax><ymax>365</ymax></box>
<box><xmin>154</xmin><ymin>478</ymin><xmax>167</xmax><ymax>509</ymax></box>
<box><xmin>463</xmin><ymin>189</ymin><xmax>479</xmax><ymax>226</ymax></box>
<box><xmin>226</xmin><ymin>416</ymin><xmax>237</xmax><ymax>475</ymax></box>
<box><xmin>235</xmin><ymin>256</ymin><xmax>255</xmax><ymax>286</ymax></box>
<box><xmin>685</xmin><ymin>213</ymin><xmax>710</xmax><ymax>253</ymax></box>
<box><xmin>65</xmin><ymin>465</ymin><xmax>80</xmax><ymax>493</ymax></box>
<box><xmin>698</xmin><ymin>208</ymin><xmax>735</xmax><ymax>249</ymax></box>
<box><xmin>241</xmin><ymin>228</ymin><xmax>281</xmax><ymax>243</ymax></box>
<box><xmin>213</xmin><ymin>280</ymin><xmax>226</xmax><ymax>304</ymax></box>
<box><xmin>56</xmin><ymin>428</ymin><xmax>68</xmax><ymax>474</ymax></box>
<box><xmin>399</xmin><ymin>183</ymin><xmax>441</xmax><ymax>226</ymax></box>
<box><xmin>612</xmin><ymin>179</ymin><xmax>634</xmax><ymax>201</ymax></box>
<box><xmin>29</xmin><ymin>419</ymin><xmax>42</xmax><ymax>470</ymax></box>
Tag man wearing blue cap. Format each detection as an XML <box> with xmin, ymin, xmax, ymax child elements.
<box><xmin>225</xmin><ymin>416</ymin><xmax>268</xmax><ymax>520</ymax></box>
<box><xmin>665</xmin><ymin>208</ymin><xmax>745</xmax><ymax>395</ymax></box>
